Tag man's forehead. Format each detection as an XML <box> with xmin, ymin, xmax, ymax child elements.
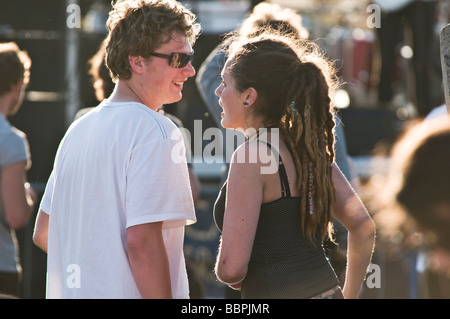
<box><xmin>158</xmin><ymin>32</ymin><xmax>191</xmax><ymax>51</ymax></box>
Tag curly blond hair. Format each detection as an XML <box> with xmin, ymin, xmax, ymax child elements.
<box><xmin>105</xmin><ymin>0</ymin><xmax>201</xmax><ymax>81</ymax></box>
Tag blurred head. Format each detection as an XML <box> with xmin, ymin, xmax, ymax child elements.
<box><xmin>0</xmin><ymin>42</ymin><xmax>31</xmax><ymax>115</ymax></box>
<box><xmin>239</xmin><ymin>1</ymin><xmax>309</xmax><ymax>40</ymax></box>
<box><xmin>395</xmin><ymin>117</ymin><xmax>450</xmax><ymax>253</ymax></box>
<box><xmin>105</xmin><ymin>0</ymin><xmax>200</xmax><ymax>82</ymax></box>
<box><xmin>88</xmin><ymin>39</ymin><xmax>114</xmax><ymax>101</ymax></box>
<box><xmin>217</xmin><ymin>33</ymin><xmax>338</xmax><ymax>243</ymax></box>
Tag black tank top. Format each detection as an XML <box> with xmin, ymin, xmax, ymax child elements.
<box><xmin>213</xmin><ymin>140</ymin><xmax>339</xmax><ymax>298</ymax></box>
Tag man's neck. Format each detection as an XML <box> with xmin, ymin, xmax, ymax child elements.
<box><xmin>0</xmin><ymin>94</ymin><xmax>13</xmax><ymax>118</ymax></box>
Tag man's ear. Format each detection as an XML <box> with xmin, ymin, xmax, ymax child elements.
<box><xmin>128</xmin><ymin>55</ymin><xmax>145</xmax><ymax>74</ymax></box>
<box><xmin>243</xmin><ymin>87</ymin><xmax>257</xmax><ymax>107</ymax></box>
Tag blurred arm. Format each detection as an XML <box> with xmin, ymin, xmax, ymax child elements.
<box><xmin>2</xmin><ymin>161</ymin><xmax>36</xmax><ymax>229</ymax></box>
<box><xmin>332</xmin><ymin>163</ymin><xmax>376</xmax><ymax>299</ymax></box>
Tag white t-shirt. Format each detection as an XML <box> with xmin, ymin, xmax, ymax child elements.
<box><xmin>39</xmin><ymin>101</ymin><xmax>196</xmax><ymax>299</ymax></box>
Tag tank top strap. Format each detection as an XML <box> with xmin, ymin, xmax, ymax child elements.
<box><xmin>257</xmin><ymin>139</ymin><xmax>291</xmax><ymax>198</ymax></box>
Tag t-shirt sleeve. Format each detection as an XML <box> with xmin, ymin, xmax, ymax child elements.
<box><xmin>0</xmin><ymin>129</ymin><xmax>29</xmax><ymax>169</ymax></box>
<box><xmin>39</xmin><ymin>170</ymin><xmax>55</xmax><ymax>215</ymax></box>
<box><xmin>125</xmin><ymin>131</ymin><xmax>196</xmax><ymax>229</ymax></box>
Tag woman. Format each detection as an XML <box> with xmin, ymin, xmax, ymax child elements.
<box><xmin>213</xmin><ymin>33</ymin><xmax>375</xmax><ymax>299</ymax></box>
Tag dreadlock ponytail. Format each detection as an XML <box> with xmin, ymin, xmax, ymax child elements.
<box><xmin>283</xmin><ymin>59</ymin><xmax>337</xmax><ymax>244</ymax></box>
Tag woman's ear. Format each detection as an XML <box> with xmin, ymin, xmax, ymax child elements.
<box><xmin>243</xmin><ymin>87</ymin><xmax>257</xmax><ymax>107</ymax></box>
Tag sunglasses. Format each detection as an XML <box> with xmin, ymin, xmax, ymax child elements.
<box><xmin>150</xmin><ymin>51</ymin><xmax>194</xmax><ymax>68</ymax></box>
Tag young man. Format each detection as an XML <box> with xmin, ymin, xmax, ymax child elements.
<box><xmin>0</xmin><ymin>42</ymin><xmax>36</xmax><ymax>297</ymax></box>
<box><xmin>33</xmin><ymin>0</ymin><xmax>201</xmax><ymax>298</ymax></box>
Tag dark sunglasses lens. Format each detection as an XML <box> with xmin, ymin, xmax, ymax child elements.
<box><xmin>170</xmin><ymin>53</ymin><xmax>193</xmax><ymax>68</ymax></box>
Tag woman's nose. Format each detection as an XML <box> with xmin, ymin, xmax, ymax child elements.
<box><xmin>215</xmin><ymin>83</ymin><xmax>223</xmax><ymax>97</ymax></box>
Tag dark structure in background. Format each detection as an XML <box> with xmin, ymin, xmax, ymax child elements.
<box><xmin>1</xmin><ymin>1</ymin><xmax>66</xmax><ymax>184</ymax></box>
<box><xmin>0</xmin><ymin>0</ymin><xmax>67</xmax><ymax>299</ymax></box>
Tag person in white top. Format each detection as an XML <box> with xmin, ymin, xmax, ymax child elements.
<box><xmin>32</xmin><ymin>0</ymin><xmax>201</xmax><ymax>299</ymax></box>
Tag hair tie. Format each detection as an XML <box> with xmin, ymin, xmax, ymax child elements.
<box><xmin>308</xmin><ymin>162</ymin><xmax>314</xmax><ymax>215</ymax></box>
<box><xmin>289</xmin><ymin>100</ymin><xmax>299</xmax><ymax>115</ymax></box>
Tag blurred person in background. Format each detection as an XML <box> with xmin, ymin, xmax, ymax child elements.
<box><xmin>372</xmin><ymin>0</ymin><xmax>439</xmax><ymax>116</ymax></box>
<box><xmin>367</xmin><ymin>116</ymin><xmax>450</xmax><ymax>297</ymax></box>
<box><xmin>395</xmin><ymin>117</ymin><xmax>450</xmax><ymax>297</ymax></box>
<box><xmin>0</xmin><ymin>42</ymin><xmax>37</xmax><ymax>298</ymax></box>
